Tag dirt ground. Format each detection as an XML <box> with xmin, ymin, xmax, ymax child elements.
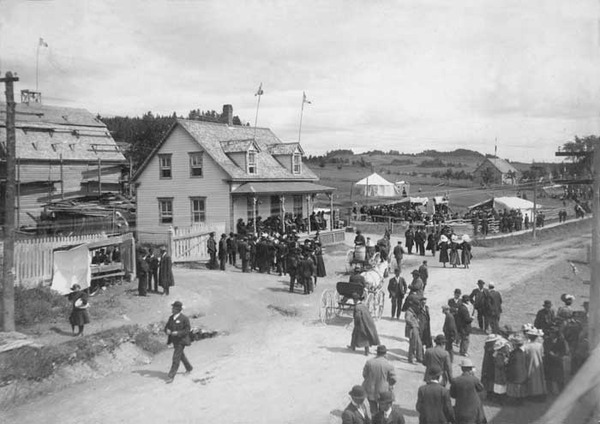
<box><xmin>2</xmin><ymin>221</ymin><xmax>593</xmax><ymax>424</ymax></box>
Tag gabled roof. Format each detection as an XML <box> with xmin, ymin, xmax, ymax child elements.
<box><xmin>477</xmin><ymin>157</ymin><xmax>519</xmax><ymax>174</ymax></box>
<box><xmin>355</xmin><ymin>173</ymin><xmax>395</xmax><ymax>186</ymax></box>
<box><xmin>0</xmin><ymin>103</ymin><xmax>126</xmax><ymax>162</ymax></box>
<box><xmin>220</xmin><ymin>139</ymin><xmax>259</xmax><ymax>153</ymax></box>
<box><xmin>134</xmin><ymin>119</ymin><xmax>318</xmax><ymax>182</ymax></box>
<box><xmin>268</xmin><ymin>142</ymin><xmax>304</xmax><ymax>155</ymax></box>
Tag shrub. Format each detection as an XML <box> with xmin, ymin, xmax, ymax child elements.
<box><xmin>14</xmin><ymin>286</ymin><xmax>71</xmax><ymax>327</ymax></box>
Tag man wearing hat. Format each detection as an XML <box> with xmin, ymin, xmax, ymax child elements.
<box><xmin>218</xmin><ymin>233</ymin><xmax>228</xmax><ymax>271</ymax></box>
<box><xmin>416</xmin><ymin>365</ymin><xmax>454</xmax><ymax>424</ymax></box>
<box><xmin>405</xmin><ymin>299</ymin><xmax>423</xmax><ymax>364</ymax></box>
<box><xmin>450</xmin><ymin>358</ymin><xmax>486</xmax><ymax>424</ymax></box>
<box><xmin>423</xmin><ymin>334</ymin><xmax>453</xmax><ymax>386</ymax></box>
<box><xmin>158</xmin><ymin>246</ymin><xmax>174</xmax><ymax>296</ymax></box>
<box><xmin>418</xmin><ymin>260</ymin><xmax>429</xmax><ymax>290</ymax></box>
<box><xmin>469</xmin><ymin>279</ymin><xmax>490</xmax><ymax>332</ymax></box>
<box><xmin>387</xmin><ymin>268</ymin><xmax>407</xmax><ymax>319</ymax></box>
<box><xmin>392</xmin><ymin>241</ymin><xmax>404</xmax><ymax>273</ymax></box>
<box><xmin>372</xmin><ymin>391</ymin><xmax>405</xmax><ymax>424</ymax></box>
<box><xmin>487</xmin><ymin>282</ymin><xmax>503</xmax><ymax>334</ymax></box>
<box><xmin>354</xmin><ymin>230</ymin><xmax>366</xmax><ymax>247</ymax></box>
<box><xmin>534</xmin><ymin>300</ymin><xmax>556</xmax><ymax>334</ymax></box>
<box><xmin>349</xmin><ymin>293</ymin><xmax>381</xmax><ymax>356</ymax></box>
<box><xmin>362</xmin><ymin>345</ymin><xmax>397</xmax><ymax>414</ymax></box>
<box><xmin>342</xmin><ymin>385</ymin><xmax>371</xmax><ymax>424</ymax></box>
<box><xmin>455</xmin><ymin>295</ymin><xmax>473</xmax><ymax>357</ymax></box>
<box><xmin>164</xmin><ymin>301</ymin><xmax>193</xmax><ymax>383</ymax></box>
<box><xmin>207</xmin><ymin>232</ymin><xmax>217</xmax><ymax>270</ymax></box>
<box><xmin>442</xmin><ymin>305</ymin><xmax>457</xmax><ymax>362</ymax></box>
<box><xmin>409</xmin><ymin>270</ymin><xmax>424</xmax><ymax>298</ymax></box>
<box><xmin>448</xmin><ymin>288</ymin><xmax>462</xmax><ymax>316</ymax></box>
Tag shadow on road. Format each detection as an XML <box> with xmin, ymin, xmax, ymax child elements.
<box><xmin>319</xmin><ymin>346</ymin><xmax>366</xmax><ymax>355</ymax></box>
<box><xmin>132</xmin><ymin>369</ymin><xmax>170</xmax><ymax>381</ymax></box>
<box><xmin>379</xmin><ymin>333</ymin><xmax>407</xmax><ymax>343</ymax></box>
<box><xmin>49</xmin><ymin>327</ymin><xmax>75</xmax><ymax>337</ymax></box>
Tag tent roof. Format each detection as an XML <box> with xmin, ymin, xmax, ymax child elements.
<box><xmin>355</xmin><ymin>173</ymin><xmax>394</xmax><ymax>186</ymax></box>
<box><xmin>494</xmin><ymin>196</ymin><xmax>535</xmax><ymax>210</ymax></box>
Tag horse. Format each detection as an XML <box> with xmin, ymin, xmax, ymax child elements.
<box><xmin>361</xmin><ymin>253</ymin><xmax>389</xmax><ymax>291</ymax></box>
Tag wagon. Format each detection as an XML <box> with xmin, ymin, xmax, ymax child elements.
<box><xmin>319</xmin><ymin>280</ymin><xmax>385</xmax><ymax>324</ymax></box>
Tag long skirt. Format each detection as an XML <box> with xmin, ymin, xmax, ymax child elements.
<box><xmin>69</xmin><ymin>308</ymin><xmax>90</xmax><ymax>326</ymax></box>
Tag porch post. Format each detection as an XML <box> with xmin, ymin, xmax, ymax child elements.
<box><xmin>280</xmin><ymin>194</ymin><xmax>285</xmax><ymax>234</ymax></box>
<box><xmin>252</xmin><ymin>195</ymin><xmax>257</xmax><ymax>236</ymax></box>
<box><xmin>328</xmin><ymin>192</ymin><xmax>334</xmax><ymax>231</ymax></box>
<box><xmin>306</xmin><ymin>195</ymin><xmax>311</xmax><ymax>233</ymax></box>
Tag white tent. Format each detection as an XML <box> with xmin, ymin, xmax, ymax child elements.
<box><xmin>354</xmin><ymin>173</ymin><xmax>398</xmax><ymax>197</ymax></box>
<box><xmin>469</xmin><ymin>196</ymin><xmax>536</xmax><ymax>220</ymax></box>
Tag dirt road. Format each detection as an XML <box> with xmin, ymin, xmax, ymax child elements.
<box><xmin>3</xmin><ymin>228</ymin><xmax>591</xmax><ymax>424</ymax></box>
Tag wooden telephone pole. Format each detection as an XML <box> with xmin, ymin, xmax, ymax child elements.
<box><xmin>556</xmin><ymin>147</ymin><xmax>600</xmax><ymax>349</ymax></box>
<box><xmin>1</xmin><ymin>71</ymin><xmax>19</xmax><ymax>331</ymax></box>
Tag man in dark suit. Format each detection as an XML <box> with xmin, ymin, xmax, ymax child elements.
<box><xmin>409</xmin><ymin>270</ymin><xmax>424</xmax><ymax>298</ymax></box>
<box><xmin>362</xmin><ymin>345</ymin><xmax>397</xmax><ymax>414</ymax></box>
<box><xmin>416</xmin><ymin>365</ymin><xmax>454</xmax><ymax>424</ymax></box>
<box><xmin>450</xmin><ymin>358</ymin><xmax>486</xmax><ymax>424</ymax></box>
<box><xmin>486</xmin><ymin>282</ymin><xmax>503</xmax><ymax>333</ymax></box>
<box><xmin>207</xmin><ymin>232</ymin><xmax>217</xmax><ymax>270</ymax></box>
<box><xmin>227</xmin><ymin>232</ymin><xmax>237</xmax><ymax>267</ymax></box>
<box><xmin>146</xmin><ymin>248</ymin><xmax>159</xmax><ymax>292</ymax></box>
<box><xmin>392</xmin><ymin>241</ymin><xmax>404</xmax><ymax>273</ymax></box>
<box><xmin>136</xmin><ymin>248</ymin><xmax>150</xmax><ymax>296</ymax></box>
<box><xmin>158</xmin><ymin>246</ymin><xmax>174</xmax><ymax>296</ymax></box>
<box><xmin>455</xmin><ymin>295</ymin><xmax>473</xmax><ymax>357</ymax></box>
<box><xmin>218</xmin><ymin>233</ymin><xmax>228</xmax><ymax>271</ymax></box>
<box><xmin>423</xmin><ymin>334</ymin><xmax>453</xmax><ymax>386</ymax></box>
<box><xmin>342</xmin><ymin>385</ymin><xmax>371</xmax><ymax>424</ymax></box>
<box><xmin>164</xmin><ymin>300</ymin><xmax>192</xmax><ymax>383</ymax></box>
<box><xmin>442</xmin><ymin>305</ymin><xmax>458</xmax><ymax>362</ymax></box>
<box><xmin>469</xmin><ymin>280</ymin><xmax>489</xmax><ymax>332</ymax></box>
<box><xmin>298</xmin><ymin>253</ymin><xmax>315</xmax><ymax>294</ymax></box>
<box><xmin>418</xmin><ymin>260</ymin><xmax>429</xmax><ymax>289</ymax></box>
<box><xmin>372</xmin><ymin>391</ymin><xmax>405</xmax><ymax>424</ymax></box>
<box><xmin>387</xmin><ymin>269</ymin><xmax>407</xmax><ymax>319</ymax></box>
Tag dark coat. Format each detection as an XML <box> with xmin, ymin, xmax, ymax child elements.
<box><xmin>487</xmin><ymin>289</ymin><xmax>502</xmax><ymax>316</ymax></box>
<box><xmin>423</xmin><ymin>346</ymin><xmax>453</xmax><ymax>385</ymax></box>
<box><xmin>342</xmin><ymin>402</ymin><xmax>371</xmax><ymax>424</ymax></box>
<box><xmin>387</xmin><ymin>276</ymin><xmax>407</xmax><ymax>299</ymax></box>
<box><xmin>409</xmin><ymin>277</ymin><xmax>424</xmax><ymax>297</ymax></box>
<box><xmin>158</xmin><ymin>253</ymin><xmax>174</xmax><ymax>288</ymax></box>
<box><xmin>443</xmin><ymin>311</ymin><xmax>457</xmax><ymax>342</ymax></box>
<box><xmin>534</xmin><ymin>308</ymin><xmax>556</xmax><ymax>333</ymax></box>
<box><xmin>438</xmin><ymin>241</ymin><xmax>449</xmax><ymax>263</ymax></box>
<box><xmin>469</xmin><ymin>288</ymin><xmax>489</xmax><ymax>312</ymax></box>
<box><xmin>68</xmin><ymin>290</ymin><xmax>90</xmax><ymax>326</ymax></box>
<box><xmin>507</xmin><ymin>347</ymin><xmax>527</xmax><ymax>384</ymax></box>
<box><xmin>373</xmin><ymin>405</ymin><xmax>405</xmax><ymax>424</ymax></box>
<box><xmin>315</xmin><ymin>246</ymin><xmax>327</xmax><ymax>277</ymax></box>
<box><xmin>164</xmin><ymin>313</ymin><xmax>191</xmax><ymax>346</ymax></box>
<box><xmin>418</xmin><ymin>264</ymin><xmax>429</xmax><ymax>283</ymax></box>
<box><xmin>455</xmin><ymin>303</ymin><xmax>473</xmax><ymax>335</ymax></box>
<box><xmin>352</xmin><ymin>303</ymin><xmax>380</xmax><ymax>348</ymax></box>
<box><xmin>450</xmin><ymin>373</ymin><xmax>486</xmax><ymax>424</ymax></box>
<box><xmin>416</xmin><ymin>382</ymin><xmax>454</xmax><ymax>424</ymax></box>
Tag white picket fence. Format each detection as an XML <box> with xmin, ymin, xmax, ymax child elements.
<box><xmin>168</xmin><ymin>224</ymin><xmax>225</xmax><ymax>263</ymax></box>
<box><xmin>6</xmin><ymin>234</ymin><xmax>109</xmax><ymax>287</ymax></box>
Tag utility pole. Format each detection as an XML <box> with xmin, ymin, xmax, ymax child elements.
<box><xmin>1</xmin><ymin>71</ymin><xmax>19</xmax><ymax>332</ymax></box>
<box><xmin>532</xmin><ymin>178</ymin><xmax>537</xmax><ymax>239</ymax></box>
<box><xmin>556</xmin><ymin>147</ymin><xmax>600</xmax><ymax>349</ymax></box>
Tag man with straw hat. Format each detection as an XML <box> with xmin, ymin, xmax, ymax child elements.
<box><xmin>450</xmin><ymin>358</ymin><xmax>486</xmax><ymax>424</ymax></box>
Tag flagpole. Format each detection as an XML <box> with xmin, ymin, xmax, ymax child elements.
<box><xmin>36</xmin><ymin>43</ymin><xmax>40</xmax><ymax>91</ymax></box>
<box><xmin>253</xmin><ymin>83</ymin><xmax>263</xmax><ymax>141</ymax></box>
<box><xmin>298</xmin><ymin>96</ymin><xmax>305</xmax><ymax>143</ymax></box>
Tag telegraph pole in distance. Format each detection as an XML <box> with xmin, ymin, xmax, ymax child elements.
<box><xmin>556</xmin><ymin>147</ymin><xmax>600</xmax><ymax>349</ymax></box>
<box><xmin>1</xmin><ymin>71</ymin><xmax>19</xmax><ymax>332</ymax></box>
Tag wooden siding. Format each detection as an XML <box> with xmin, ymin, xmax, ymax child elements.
<box><xmin>273</xmin><ymin>154</ymin><xmax>293</xmax><ymax>173</ymax></box>
<box><xmin>227</xmin><ymin>152</ymin><xmax>246</xmax><ymax>171</ymax></box>
<box><xmin>136</xmin><ymin>125</ymin><xmax>231</xmax><ymax>244</ymax></box>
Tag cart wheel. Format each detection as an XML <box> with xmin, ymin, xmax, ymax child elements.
<box><xmin>365</xmin><ymin>292</ymin><xmax>376</xmax><ymax>318</ymax></box>
<box><xmin>376</xmin><ymin>290</ymin><xmax>385</xmax><ymax>320</ymax></box>
<box><xmin>334</xmin><ymin>292</ymin><xmax>344</xmax><ymax>317</ymax></box>
<box><xmin>319</xmin><ymin>290</ymin><xmax>335</xmax><ymax>324</ymax></box>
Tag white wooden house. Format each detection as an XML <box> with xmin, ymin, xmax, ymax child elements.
<box><xmin>132</xmin><ymin>105</ymin><xmax>334</xmax><ymax>244</ymax></box>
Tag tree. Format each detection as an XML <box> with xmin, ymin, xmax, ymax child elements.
<box><xmin>560</xmin><ymin>135</ymin><xmax>598</xmax><ymax>178</ymax></box>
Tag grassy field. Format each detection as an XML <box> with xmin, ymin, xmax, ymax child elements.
<box><xmin>310</xmin><ymin>152</ymin><xmax>564</xmax><ymax>214</ymax></box>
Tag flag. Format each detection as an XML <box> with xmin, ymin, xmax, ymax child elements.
<box><xmin>255</xmin><ymin>83</ymin><xmax>264</xmax><ymax>96</ymax></box>
<box><xmin>303</xmin><ymin>91</ymin><xmax>311</xmax><ymax>104</ymax></box>
<box><xmin>39</xmin><ymin>38</ymin><xmax>48</xmax><ymax>48</ymax></box>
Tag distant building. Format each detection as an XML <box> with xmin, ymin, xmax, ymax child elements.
<box><xmin>132</xmin><ymin>104</ymin><xmax>334</xmax><ymax>244</ymax></box>
<box><xmin>0</xmin><ymin>102</ymin><xmax>128</xmax><ymax>229</ymax></box>
<box><xmin>473</xmin><ymin>157</ymin><xmax>520</xmax><ymax>185</ymax></box>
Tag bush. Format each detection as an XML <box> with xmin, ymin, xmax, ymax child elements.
<box><xmin>14</xmin><ymin>286</ymin><xmax>71</xmax><ymax>327</ymax></box>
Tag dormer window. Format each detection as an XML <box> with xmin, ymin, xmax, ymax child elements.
<box><xmin>247</xmin><ymin>150</ymin><xmax>257</xmax><ymax>174</ymax></box>
<box><xmin>293</xmin><ymin>152</ymin><xmax>302</xmax><ymax>174</ymax></box>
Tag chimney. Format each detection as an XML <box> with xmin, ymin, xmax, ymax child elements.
<box><xmin>221</xmin><ymin>104</ymin><xmax>233</xmax><ymax>126</ymax></box>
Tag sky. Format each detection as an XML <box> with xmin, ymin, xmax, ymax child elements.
<box><xmin>0</xmin><ymin>0</ymin><xmax>599</xmax><ymax>162</ymax></box>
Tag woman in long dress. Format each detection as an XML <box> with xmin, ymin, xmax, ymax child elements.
<box><xmin>448</xmin><ymin>237</ymin><xmax>461</xmax><ymax>268</ymax></box>
<box><xmin>314</xmin><ymin>242</ymin><xmax>327</xmax><ymax>279</ymax></box>
<box><xmin>68</xmin><ymin>283</ymin><xmax>90</xmax><ymax>336</ymax></box>
<box><xmin>506</xmin><ymin>335</ymin><xmax>528</xmax><ymax>404</ymax></box>
<box><xmin>438</xmin><ymin>235</ymin><xmax>449</xmax><ymax>267</ymax></box>
<box><xmin>524</xmin><ymin>329</ymin><xmax>547</xmax><ymax>400</ymax></box>
<box><xmin>461</xmin><ymin>235</ymin><xmax>472</xmax><ymax>269</ymax></box>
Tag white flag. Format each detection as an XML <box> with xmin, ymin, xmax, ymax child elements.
<box><xmin>303</xmin><ymin>91</ymin><xmax>311</xmax><ymax>104</ymax></box>
<box><xmin>255</xmin><ymin>83</ymin><xmax>264</xmax><ymax>96</ymax></box>
<box><xmin>39</xmin><ymin>38</ymin><xmax>48</xmax><ymax>48</ymax></box>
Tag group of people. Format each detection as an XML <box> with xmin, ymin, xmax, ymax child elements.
<box><xmin>135</xmin><ymin>246</ymin><xmax>174</xmax><ymax>296</ymax></box>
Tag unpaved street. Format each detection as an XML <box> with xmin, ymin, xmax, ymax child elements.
<box><xmin>3</xmin><ymin>228</ymin><xmax>591</xmax><ymax>424</ymax></box>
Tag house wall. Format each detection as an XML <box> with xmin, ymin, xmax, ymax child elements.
<box><xmin>273</xmin><ymin>154</ymin><xmax>292</xmax><ymax>173</ymax></box>
<box><xmin>473</xmin><ymin>163</ymin><xmax>502</xmax><ymax>185</ymax></box>
<box><xmin>135</xmin><ymin>125</ymin><xmax>231</xmax><ymax>244</ymax></box>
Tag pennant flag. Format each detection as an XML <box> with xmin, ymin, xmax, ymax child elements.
<box><xmin>39</xmin><ymin>38</ymin><xmax>48</xmax><ymax>48</ymax></box>
<box><xmin>255</xmin><ymin>83</ymin><xmax>264</xmax><ymax>96</ymax></box>
<box><xmin>303</xmin><ymin>91</ymin><xmax>311</xmax><ymax>104</ymax></box>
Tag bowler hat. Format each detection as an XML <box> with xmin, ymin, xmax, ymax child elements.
<box><xmin>460</xmin><ymin>358</ymin><xmax>474</xmax><ymax>368</ymax></box>
<box><xmin>411</xmin><ymin>269</ymin><xmax>420</xmax><ymax>275</ymax></box>
<box><xmin>543</xmin><ymin>300</ymin><xmax>552</xmax><ymax>307</ymax></box>
<box><xmin>378</xmin><ymin>391</ymin><xmax>394</xmax><ymax>403</ymax></box>
<box><xmin>348</xmin><ymin>385</ymin><xmax>366</xmax><ymax>399</ymax></box>
<box><xmin>454</xmin><ymin>288</ymin><xmax>462</xmax><ymax>294</ymax></box>
<box><xmin>171</xmin><ymin>301</ymin><xmax>183</xmax><ymax>309</ymax></box>
<box><xmin>477</xmin><ymin>279</ymin><xmax>485</xmax><ymax>286</ymax></box>
<box><xmin>434</xmin><ymin>334</ymin><xmax>446</xmax><ymax>344</ymax></box>
<box><xmin>429</xmin><ymin>365</ymin><xmax>442</xmax><ymax>378</ymax></box>
<box><xmin>376</xmin><ymin>345</ymin><xmax>387</xmax><ymax>355</ymax></box>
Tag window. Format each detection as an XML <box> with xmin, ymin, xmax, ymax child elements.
<box><xmin>189</xmin><ymin>152</ymin><xmax>203</xmax><ymax>177</ymax></box>
<box><xmin>190</xmin><ymin>197</ymin><xmax>206</xmax><ymax>223</ymax></box>
<box><xmin>158</xmin><ymin>198</ymin><xmax>173</xmax><ymax>224</ymax></box>
<box><xmin>293</xmin><ymin>153</ymin><xmax>302</xmax><ymax>174</ymax></box>
<box><xmin>270</xmin><ymin>195</ymin><xmax>281</xmax><ymax>216</ymax></box>
<box><xmin>293</xmin><ymin>195</ymin><xmax>303</xmax><ymax>217</ymax></box>
<box><xmin>247</xmin><ymin>150</ymin><xmax>257</xmax><ymax>174</ymax></box>
<box><xmin>159</xmin><ymin>154</ymin><xmax>172</xmax><ymax>179</ymax></box>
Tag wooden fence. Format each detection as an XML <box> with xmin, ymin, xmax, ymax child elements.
<box><xmin>11</xmin><ymin>233</ymin><xmax>109</xmax><ymax>287</ymax></box>
<box><xmin>168</xmin><ymin>224</ymin><xmax>225</xmax><ymax>263</ymax></box>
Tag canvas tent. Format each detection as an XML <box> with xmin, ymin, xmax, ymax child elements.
<box><xmin>354</xmin><ymin>173</ymin><xmax>398</xmax><ymax>197</ymax></box>
<box><xmin>468</xmin><ymin>196</ymin><xmax>536</xmax><ymax>219</ymax></box>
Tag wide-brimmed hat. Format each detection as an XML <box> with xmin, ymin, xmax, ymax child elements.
<box><xmin>488</xmin><ymin>282</ymin><xmax>495</xmax><ymax>289</ymax></box>
<box><xmin>378</xmin><ymin>391</ymin><xmax>394</xmax><ymax>403</ymax></box>
<box><xmin>348</xmin><ymin>385</ymin><xmax>366</xmax><ymax>399</ymax></box>
<box><xmin>477</xmin><ymin>279</ymin><xmax>485</xmax><ymax>286</ymax></box>
<box><xmin>460</xmin><ymin>358</ymin><xmax>474</xmax><ymax>368</ymax></box>
<box><xmin>462</xmin><ymin>234</ymin><xmax>471</xmax><ymax>243</ymax></box>
<box><xmin>411</xmin><ymin>269</ymin><xmax>420</xmax><ymax>275</ymax></box>
<box><xmin>440</xmin><ymin>235</ymin><xmax>448</xmax><ymax>243</ymax></box>
<box><xmin>376</xmin><ymin>345</ymin><xmax>387</xmax><ymax>355</ymax></box>
<box><xmin>485</xmin><ymin>334</ymin><xmax>501</xmax><ymax>343</ymax></box>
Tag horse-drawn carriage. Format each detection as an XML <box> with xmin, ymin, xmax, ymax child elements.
<box><xmin>345</xmin><ymin>230</ymin><xmax>391</xmax><ymax>273</ymax></box>
<box><xmin>319</xmin><ymin>255</ymin><xmax>388</xmax><ymax>324</ymax></box>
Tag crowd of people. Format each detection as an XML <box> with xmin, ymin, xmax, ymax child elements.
<box><xmin>353</xmin><ymin>203</ymin><xmax>457</xmax><ymax>226</ymax></box>
<box><xmin>234</xmin><ymin>212</ymin><xmax>328</xmax><ymax>237</ymax></box>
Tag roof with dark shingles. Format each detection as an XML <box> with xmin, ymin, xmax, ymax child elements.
<box><xmin>134</xmin><ymin>119</ymin><xmax>318</xmax><ymax>182</ymax></box>
<box><xmin>0</xmin><ymin>103</ymin><xmax>126</xmax><ymax>162</ymax></box>
<box><xmin>232</xmin><ymin>181</ymin><xmax>334</xmax><ymax>194</ymax></box>
<box><xmin>476</xmin><ymin>157</ymin><xmax>519</xmax><ymax>174</ymax></box>
<box><xmin>269</xmin><ymin>142</ymin><xmax>303</xmax><ymax>155</ymax></box>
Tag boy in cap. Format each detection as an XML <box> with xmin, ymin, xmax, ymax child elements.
<box><xmin>373</xmin><ymin>391</ymin><xmax>405</xmax><ymax>424</ymax></box>
<box><xmin>342</xmin><ymin>385</ymin><xmax>370</xmax><ymax>424</ymax></box>
<box><xmin>416</xmin><ymin>365</ymin><xmax>454</xmax><ymax>424</ymax></box>
<box><xmin>164</xmin><ymin>300</ymin><xmax>193</xmax><ymax>383</ymax></box>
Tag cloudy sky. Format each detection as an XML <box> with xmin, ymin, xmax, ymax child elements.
<box><xmin>1</xmin><ymin>0</ymin><xmax>598</xmax><ymax>162</ymax></box>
